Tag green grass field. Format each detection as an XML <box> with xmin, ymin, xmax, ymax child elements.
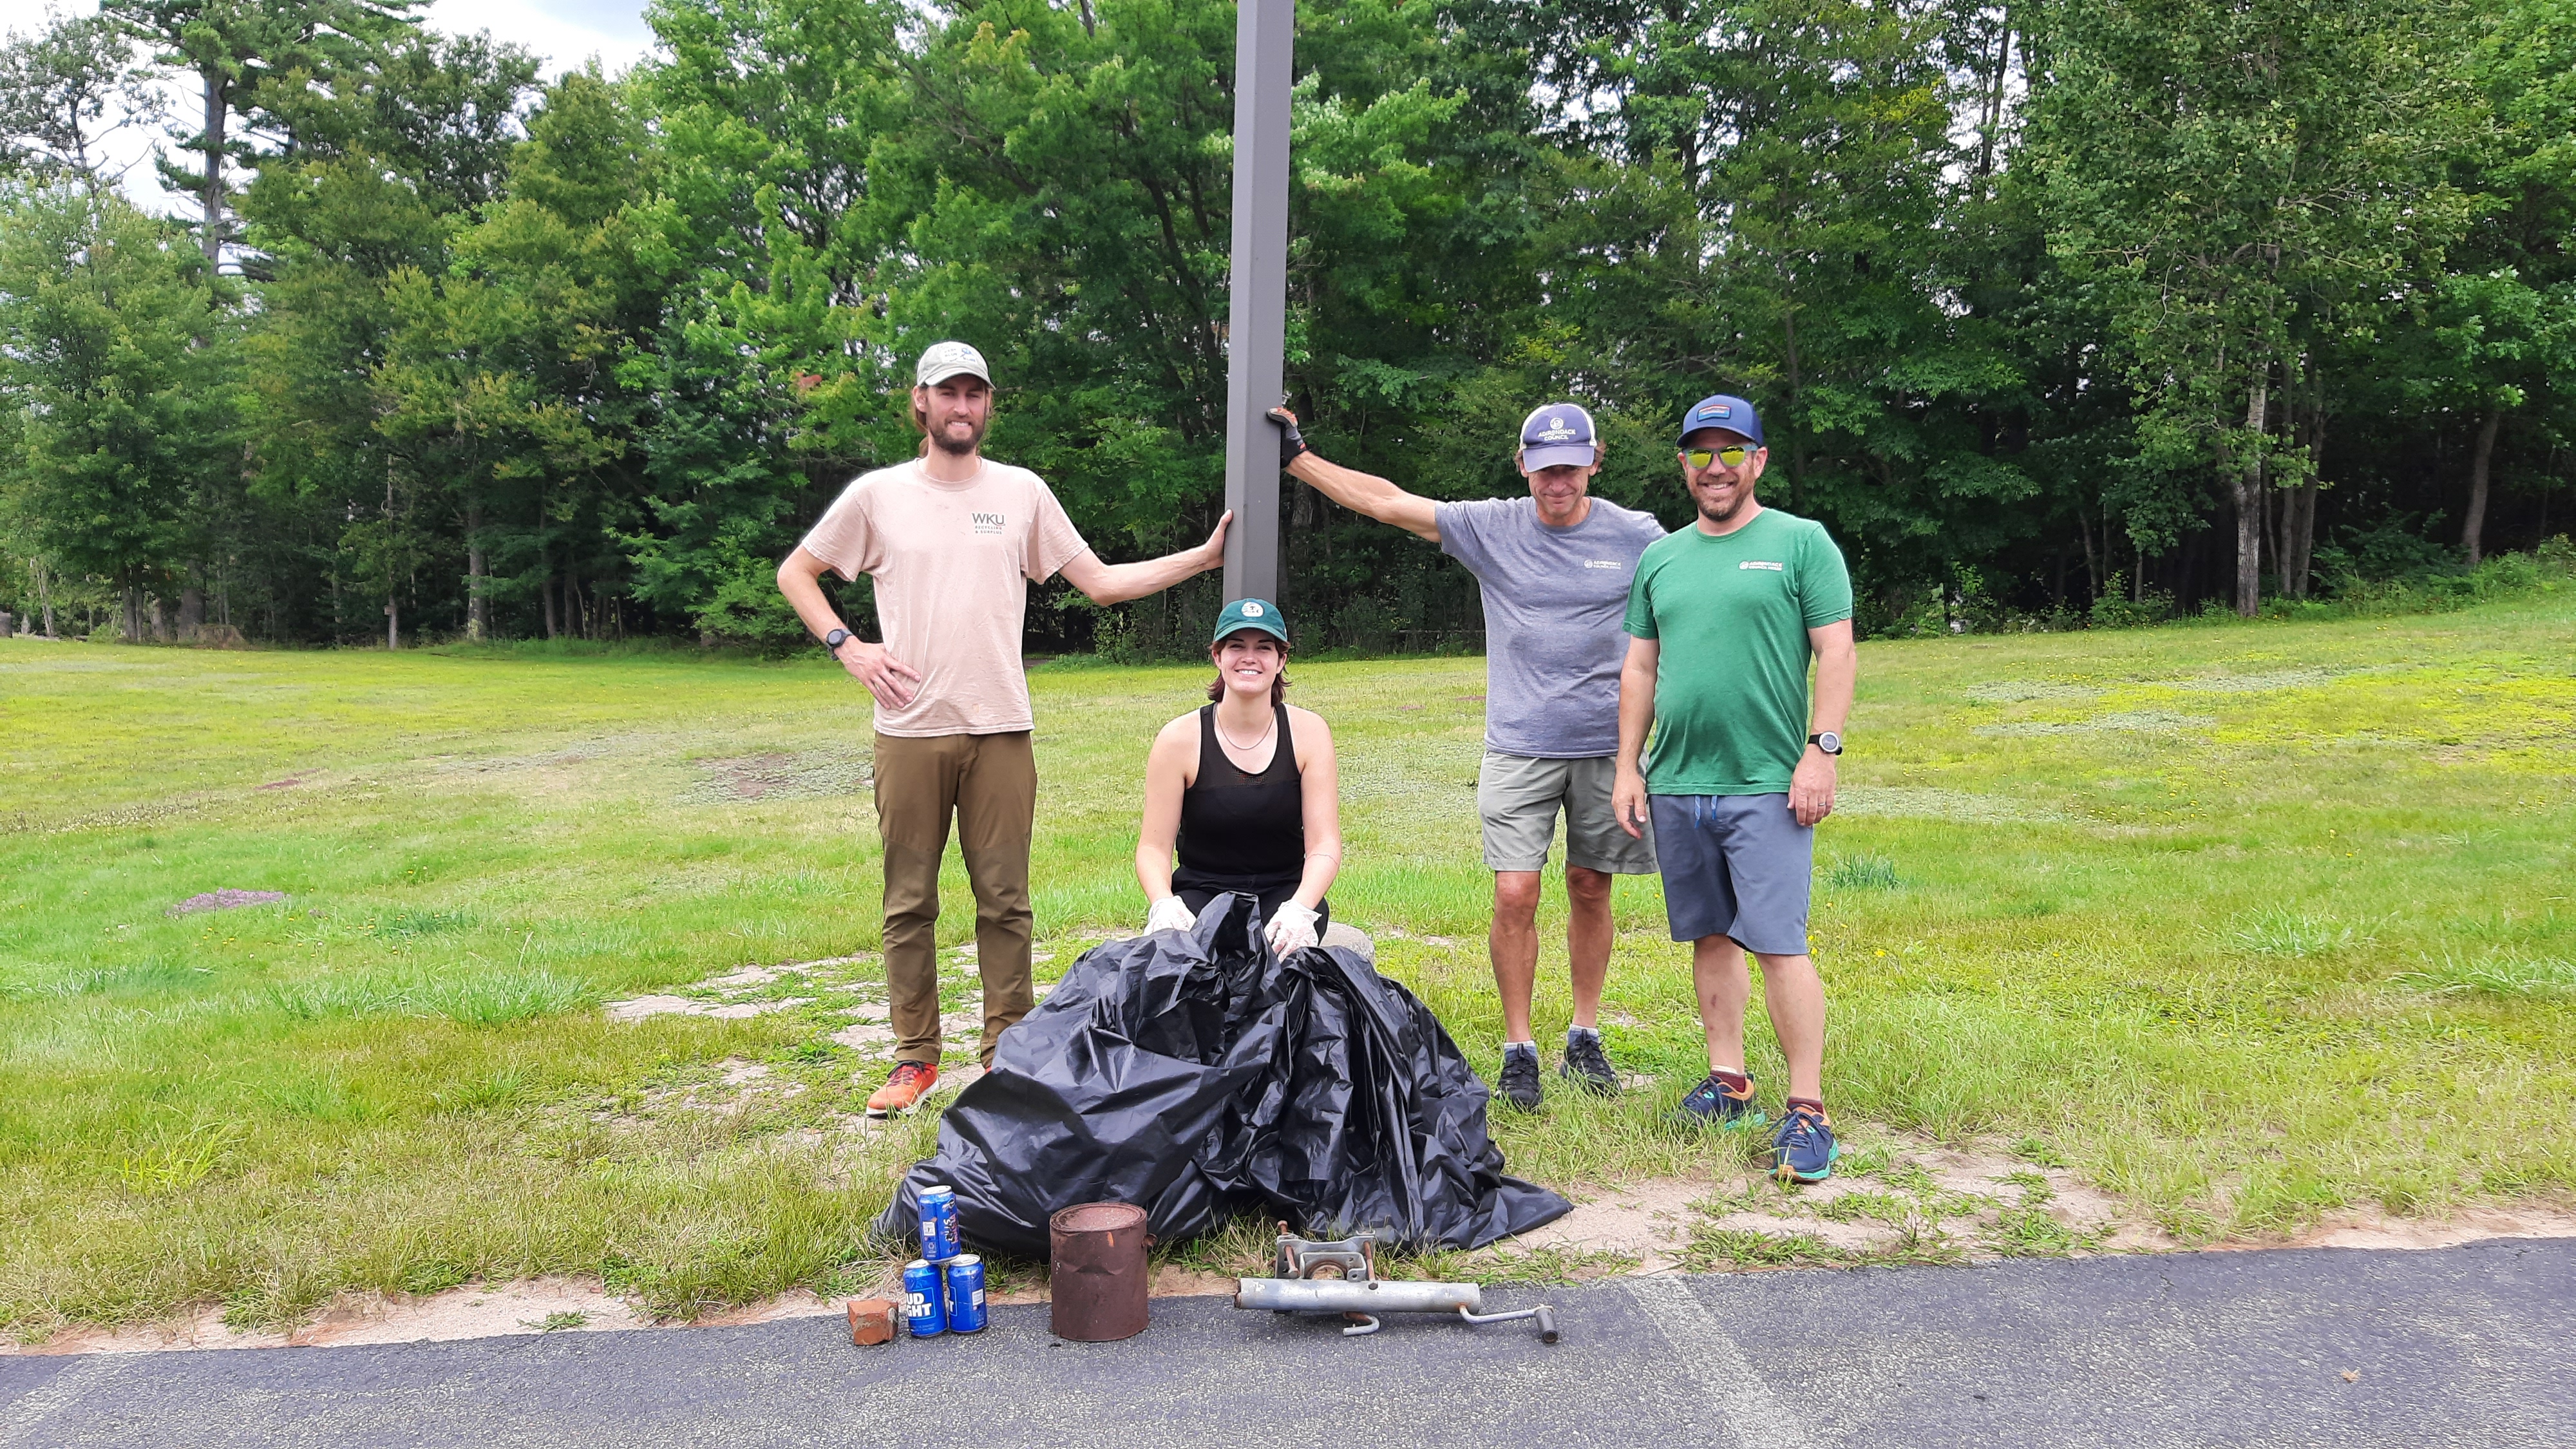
<box><xmin>3</xmin><ymin>589</ymin><xmax>2573</xmax><ymax>1337</ymax></box>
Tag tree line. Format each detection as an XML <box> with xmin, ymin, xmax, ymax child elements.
<box><xmin>1</xmin><ymin>0</ymin><xmax>2570</xmax><ymax>650</ymax></box>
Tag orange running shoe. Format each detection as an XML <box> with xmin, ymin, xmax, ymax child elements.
<box><xmin>865</xmin><ymin>1061</ymin><xmax>939</xmax><ymax>1119</ymax></box>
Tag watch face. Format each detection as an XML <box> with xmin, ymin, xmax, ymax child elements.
<box><xmin>1817</xmin><ymin>732</ymin><xmax>1842</xmax><ymax>754</ymax></box>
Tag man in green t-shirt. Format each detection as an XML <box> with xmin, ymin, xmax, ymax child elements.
<box><xmin>1611</xmin><ymin>393</ymin><xmax>1857</xmax><ymax>1184</ymax></box>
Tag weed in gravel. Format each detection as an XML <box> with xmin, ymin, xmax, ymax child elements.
<box><xmin>1683</xmin><ymin>1227</ymin><xmax>1852</xmax><ymax>1271</ymax></box>
<box><xmin>1985</xmin><ymin>1170</ymin><xmax>2094</xmax><ymax>1256</ymax></box>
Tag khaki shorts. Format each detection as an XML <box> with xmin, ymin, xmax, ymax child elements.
<box><xmin>1476</xmin><ymin>752</ymin><xmax>1658</xmax><ymax>875</ymax></box>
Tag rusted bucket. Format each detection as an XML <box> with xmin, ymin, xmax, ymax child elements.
<box><xmin>1049</xmin><ymin>1202</ymin><xmax>1151</xmax><ymax>1341</ymax></box>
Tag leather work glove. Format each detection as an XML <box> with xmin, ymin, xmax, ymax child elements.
<box><xmin>1146</xmin><ymin>895</ymin><xmax>1197</xmax><ymax>936</ymax></box>
<box><xmin>1264</xmin><ymin>900</ymin><xmax>1321</xmax><ymax>957</ymax></box>
<box><xmin>1265</xmin><ymin>406</ymin><xmax>1307</xmax><ymax>466</ymax></box>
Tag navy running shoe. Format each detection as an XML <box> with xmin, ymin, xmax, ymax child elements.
<box><xmin>1672</xmin><ymin>1072</ymin><xmax>1763</xmax><ymax>1131</ymax></box>
<box><xmin>1560</xmin><ymin>1029</ymin><xmax>1620</xmax><ymax>1097</ymax></box>
<box><xmin>1772</xmin><ymin>1103</ymin><xmax>1840</xmax><ymax>1184</ymax></box>
<box><xmin>1497</xmin><ymin>1045</ymin><xmax>1544</xmax><ymax>1112</ymax></box>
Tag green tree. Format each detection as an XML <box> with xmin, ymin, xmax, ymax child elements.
<box><xmin>0</xmin><ymin>187</ymin><xmax>241</xmax><ymax>640</ymax></box>
<box><xmin>374</xmin><ymin>65</ymin><xmax>658</xmax><ymax>643</ymax></box>
<box><xmin>106</xmin><ymin>0</ymin><xmax>422</xmax><ymax>264</ymax></box>
<box><xmin>238</xmin><ymin>28</ymin><xmax>540</xmax><ymax>642</ymax></box>
<box><xmin>2029</xmin><ymin>0</ymin><xmax>2474</xmax><ymax>614</ymax></box>
<box><xmin>0</xmin><ymin>6</ymin><xmax>167</xmax><ymax>189</ymax></box>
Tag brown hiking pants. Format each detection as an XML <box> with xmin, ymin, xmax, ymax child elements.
<box><xmin>873</xmin><ymin>730</ymin><xmax>1037</xmax><ymax>1068</ymax></box>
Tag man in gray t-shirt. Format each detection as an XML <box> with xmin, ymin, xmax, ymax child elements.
<box><xmin>1271</xmin><ymin>402</ymin><xmax>1665</xmax><ymax>1112</ymax></box>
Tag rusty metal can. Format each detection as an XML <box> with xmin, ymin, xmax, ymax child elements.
<box><xmin>902</xmin><ymin>1258</ymin><xmax>947</xmax><ymax>1337</ymax></box>
<box><xmin>1048</xmin><ymin>1202</ymin><xmax>1150</xmax><ymax>1341</ymax></box>
<box><xmin>945</xmin><ymin>1255</ymin><xmax>989</xmax><ymax>1333</ymax></box>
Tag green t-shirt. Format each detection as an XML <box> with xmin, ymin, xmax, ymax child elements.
<box><xmin>1622</xmin><ymin>508</ymin><xmax>1853</xmax><ymax>795</ymax></box>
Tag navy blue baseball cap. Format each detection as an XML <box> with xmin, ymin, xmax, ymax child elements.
<box><xmin>1678</xmin><ymin>394</ymin><xmax>1764</xmax><ymax>448</ymax></box>
<box><xmin>1519</xmin><ymin>402</ymin><xmax>1599</xmax><ymax>470</ymax></box>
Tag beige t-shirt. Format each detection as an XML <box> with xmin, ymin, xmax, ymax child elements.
<box><xmin>800</xmin><ymin>459</ymin><xmax>1090</xmax><ymax>737</ymax></box>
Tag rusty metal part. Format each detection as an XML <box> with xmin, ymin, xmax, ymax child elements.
<box><xmin>847</xmin><ymin>1298</ymin><xmax>896</xmax><ymax>1346</ymax></box>
<box><xmin>1235</xmin><ymin>1278</ymin><xmax>1479</xmax><ymax>1314</ymax></box>
<box><xmin>1049</xmin><ymin>1202</ymin><xmax>1151</xmax><ymax>1341</ymax></box>
<box><xmin>1232</xmin><ymin>1276</ymin><xmax>1561</xmax><ymax>1343</ymax></box>
<box><xmin>1273</xmin><ymin>1226</ymin><xmax>1377</xmax><ymax>1282</ymax></box>
<box><xmin>1459</xmin><ymin>1303</ymin><xmax>1559</xmax><ymax>1343</ymax></box>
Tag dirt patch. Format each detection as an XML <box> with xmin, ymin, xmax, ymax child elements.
<box><xmin>166</xmin><ymin>889</ymin><xmax>287</xmax><ymax>916</ymax></box>
<box><xmin>601</xmin><ymin>956</ymin><xmax>878</xmax><ymax>1023</ymax></box>
<box><xmin>1511</xmin><ymin>1175</ymin><xmax>1714</xmax><ymax>1271</ymax></box>
<box><xmin>10</xmin><ymin>1278</ymin><xmax>650</xmax><ymax>1356</ymax></box>
<box><xmin>603</xmin><ymin>994</ymin><xmax>811</xmax><ymax>1023</ymax></box>
<box><xmin>2220</xmin><ymin>1204</ymin><xmax>2576</xmax><ymax>1253</ymax></box>
<box><xmin>832</xmin><ymin>1021</ymin><xmax>895</xmax><ymax>1050</ymax></box>
<box><xmin>690</xmin><ymin>750</ymin><xmax>869</xmax><ymax>804</ymax></box>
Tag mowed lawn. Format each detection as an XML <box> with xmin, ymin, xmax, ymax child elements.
<box><xmin>3</xmin><ymin>591</ymin><xmax>2572</xmax><ymax>1335</ymax></box>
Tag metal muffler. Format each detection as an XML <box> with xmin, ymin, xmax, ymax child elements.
<box><xmin>1232</xmin><ymin>1227</ymin><xmax>1559</xmax><ymax>1341</ymax></box>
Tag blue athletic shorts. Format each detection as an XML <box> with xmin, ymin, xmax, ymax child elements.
<box><xmin>1649</xmin><ymin>793</ymin><xmax>1814</xmax><ymax>955</ymax></box>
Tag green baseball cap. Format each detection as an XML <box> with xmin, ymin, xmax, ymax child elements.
<box><xmin>1211</xmin><ymin>597</ymin><xmax>1289</xmax><ymax>645</ymax></box>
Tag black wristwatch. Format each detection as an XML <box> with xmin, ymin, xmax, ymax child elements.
<box><xmin>823</xmin><ymin>627</ymin><xmax>851</xmax><ymax>657</ymax></box>
<box><xmin>1809</xmin><ymin>731</ymin><xmax>1842</xmax><ymax>756</ymax></box>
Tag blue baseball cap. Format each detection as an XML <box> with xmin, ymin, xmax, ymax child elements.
<box><xmin>1211</xmin><ymin>597</ymin><xmax>1289</xmax><ymax>645</ymax></box>
<box><xmin>1519</xmin><ymin>402</ymin><xmax>1600</xmax><ymax>470</ymax></box>
<box><xmin>1678</xmin><ymin>394</ymin><xmax>1764</xmax><ymax>448</ymax></box>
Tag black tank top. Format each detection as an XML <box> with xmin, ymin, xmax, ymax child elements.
<box><xmin>1173</xmin><ymin>703</ymin><xmax>1305</xmax><ymax>891</ymax></box>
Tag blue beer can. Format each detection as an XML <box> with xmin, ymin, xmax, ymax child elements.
<box><xmin>902</xmin><ymin>1258</ymin><xmax>947</xmax><ymax>1337</ymax></box>
<box><xmin>919</xmin><ymin>1185</ymin><xmax>960</xmax><ymax>1262</ymax></box>
<box><xmin>944</xmin><ymin>1255</ymin><xmax>989</xmax><ymax>1334</ymax></box>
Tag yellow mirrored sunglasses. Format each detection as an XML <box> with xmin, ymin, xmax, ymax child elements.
<box><xmin>1685</xmin><ymin>446</ymin><xmax>1753</xmax><ymax>470</ymax></box>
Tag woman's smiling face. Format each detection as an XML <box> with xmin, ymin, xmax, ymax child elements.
<box><xmin>1212</xmin><ymin>632</ymin><xmax>1284</xmax><ymax>696</ymax></box>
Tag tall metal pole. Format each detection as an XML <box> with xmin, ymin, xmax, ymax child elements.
<box><xmin>1220</xmin><ymin>0</ymin><xmax>1293</xmax><ymax>605</ymax></box>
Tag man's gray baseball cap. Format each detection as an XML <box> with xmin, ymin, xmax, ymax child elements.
<box><xmin>1519</xmin><ymin>402</ymin><xmax>1598</xmax><ymax>470</ymax></box>
<box><xmin>915</xmin><ymin>340</ymin><xmax>992</xmax><ymax>387</ymax></box>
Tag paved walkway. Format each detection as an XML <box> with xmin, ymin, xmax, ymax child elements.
<box><xmin>5</xmin><ymin>1238</ymin><xmax>2569</xmax><ymax>1447</ymax></box>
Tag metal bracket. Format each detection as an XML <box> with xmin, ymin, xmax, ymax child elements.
<box><xmin>1274</xmin><ymin>1226</ymin><xmax>1377</xmax><ymax>1282</ymax></box>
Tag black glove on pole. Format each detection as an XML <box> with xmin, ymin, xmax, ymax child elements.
<box><xmin>1265</xmin><ymin>406</ymin><xmax>1307</xmax><ymax>467</ymax></box>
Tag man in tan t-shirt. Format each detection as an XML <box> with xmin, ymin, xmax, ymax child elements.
<box><xmin>778</xmin><ymin>340</ymin><xmax>1231</xmax><ymax>1115</ymax></box>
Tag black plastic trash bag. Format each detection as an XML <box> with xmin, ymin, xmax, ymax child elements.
<box><xmin>875</xmin><ymin>894</ymin><xmax>1571</xmax><ymax>1260</ymax></box>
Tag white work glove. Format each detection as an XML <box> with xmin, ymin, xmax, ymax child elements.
<box><xmin>1264</xmin><ymin>901</ymin><xmax>1320</xmax><ymax>957</ymax></box>
<box><xmin>1146</xmin><ymin>895</ymin><xmax>1197</xmax><ymax>935</ymax></box>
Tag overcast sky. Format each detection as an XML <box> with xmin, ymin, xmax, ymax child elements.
<box><xmin>5</xmin><ymin>0</ymin><xmax>660</xmax><ymax>213</ymax></box>
<box><xmin>419</xmin><ymin>0</ymin><xmax>656</xmax><ymax>79</ymax></box>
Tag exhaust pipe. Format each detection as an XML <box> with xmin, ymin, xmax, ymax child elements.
<box><xmin>1233</xmin><ymin>1277</ymin><xmax>1558</xmax><ymax>1341</ymax></box>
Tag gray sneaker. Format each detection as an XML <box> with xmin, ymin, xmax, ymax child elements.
<box><xmin>1497</xmin><ymin>1044</ymin><xmax>1544</xmax><ymax>1112</ymax></box>
<box><xmin>1559</xmin><ymin>1029</ymin><xmax>1620</xmax><ymax>1096</ymax></box>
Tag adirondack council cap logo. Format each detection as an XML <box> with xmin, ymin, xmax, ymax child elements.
<box><xmin>1678</xmin><ymin>393</ymin><xmax>1765</xmax><ymax>448</ymax></box>
<box><xmin>1211</xmin><ymin>597</ymin><xmax>1291</xmax><ymax>645</ymax></box>
<box><xmin>1519</xmin><ymin>402</ymin><xmax>1598</xmax><ymax>470</ymax></box>
<box><xmin>915</xmin><ymin>339</ymin><xmax>992</xmax><ymax>387</ymax></box>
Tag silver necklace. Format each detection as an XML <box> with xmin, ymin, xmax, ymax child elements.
<box><xmin>1215</xmin><ymin>708</ymin><xmax>1276</xmax><ymax>757</ymax></box>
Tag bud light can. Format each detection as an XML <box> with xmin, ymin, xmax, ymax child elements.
<box><xmin>919</xmin><ymin>1185</ymin><xmax>960</xmax><ymax>1262</ymax></box>
<box><xmin>902</xmin><ymin>1258</ymin><xmax>947</xmax><ymax>1337</ymax></box>
<box><xmin>944</xmin><ymin>1255</ymin><xmax>988</xmax><ymax>1334</ymax></box>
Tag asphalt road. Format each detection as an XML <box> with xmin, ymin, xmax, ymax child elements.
<box><xmin>5</xmin><ymin>1239</ymin><xmax>2570</xmax><ymax>1448</ymax></box>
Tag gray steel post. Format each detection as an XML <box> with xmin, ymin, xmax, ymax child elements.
<box><xmin>1221</xmin><ymin>0</ymin><xmax>1293</xmax><ymax>605</ymax></box>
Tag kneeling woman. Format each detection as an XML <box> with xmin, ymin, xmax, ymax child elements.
<box><xmin>1135</xmin><ymin>598</ymin><xmax>1342</xmax><ymax>956</ymax></box>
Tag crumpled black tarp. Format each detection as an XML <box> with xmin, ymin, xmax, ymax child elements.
<box><xmin>873</xmin><ymin>893</ymin><xmax>1571</xmax><ymax>1260</ymax></box>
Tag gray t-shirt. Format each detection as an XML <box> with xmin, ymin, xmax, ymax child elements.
<box><xmin>1435</xmin><ymin>496</ymin><xmax>1667</xmax><ymax>759</ymax></box>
